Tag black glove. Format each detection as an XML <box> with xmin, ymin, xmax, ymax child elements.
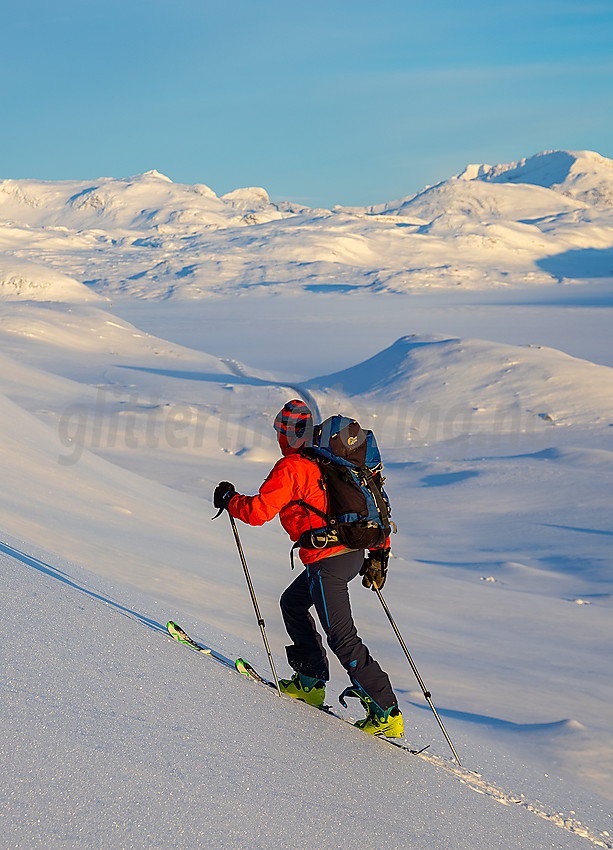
<box><xmin>360</xmin><ymin>548</ymin><xmax>390</xmax><ymax>591</ymax></box>
<box><xmin>213</xmin><ymin>481</ymin><xmax>236</xmax><ymax>510</ymax></box>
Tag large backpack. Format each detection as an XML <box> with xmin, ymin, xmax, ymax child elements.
<box><xmin>294</xmin><ymin>415</ymin><xmax>394</xmax><ymax>559</ymax></box>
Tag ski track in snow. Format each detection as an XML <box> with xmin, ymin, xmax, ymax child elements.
<box><xmin>418</xmin><ymin>754</ymin><xmax>613</xmax><ymax>849</ymax></box>
<box><xmin>179</xmin><ymin>620</ymin><xmax>613</xmax><ymax>849</ymax></box>
<box><xmin>221</xmin><ymin>358</ymin><xmax>322</xmax><ymax>421</ymax></box>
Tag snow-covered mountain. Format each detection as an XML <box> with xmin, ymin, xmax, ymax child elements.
<box><xmin>467</xmin><ymin>149</ymin><xmax>613</xmax><ymax>207</ymax></box>
<box><xmin>0</xmin><ymin>149</ymin><xmax>612</xmax><ymax>301</ymax></box>
<box><xmin>0</xmin><ymin>169</ymin><xmax>288</xmax><ymax>230</ymax></box>
<box><xmin>377</xmin><ymin>150</ymin><xmax>613</xmax><ymax>215</ymax></box>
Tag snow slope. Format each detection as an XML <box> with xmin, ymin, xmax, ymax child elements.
<box><xmin>0</xmin><ymin>303</ymin><xmax>290</xmax><ymax>629</ymax></box>
<box><xmin>3</xmin><ymin>536</ymin><xmax>608</xmax><ymax>850</ymax></box>
<box><xmin>0</xmin><ymin>297</ymin><xmax>612</xmax><ymax>846</ymax></box>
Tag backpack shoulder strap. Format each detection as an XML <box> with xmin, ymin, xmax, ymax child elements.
<box><xmin>293</xmin><ymin>499</ymin><xmax>328</xmax><ymax>522</ymax></box>
<box><xmin>286</xmin><ymin>449</ymin><xmax>328</xmax><ymax>522</ymax></box>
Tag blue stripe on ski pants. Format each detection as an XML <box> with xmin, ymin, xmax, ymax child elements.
<box><xmin>279</xmin><ymin>549</ymin><xmax>396</xmax><ymax>712</ymax></box>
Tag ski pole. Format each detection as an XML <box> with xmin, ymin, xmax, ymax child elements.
<box><xmin>374</xmin><ymin>586</ymin><xmax>462</xmax><ymax>766</ymax></box>
<box><xmin>226</xmin><ymin>512</ymin><xmax>281</xmax><ymax>696</ymax></box>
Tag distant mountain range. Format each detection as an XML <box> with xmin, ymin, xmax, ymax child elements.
<box><xmin>1</xmin><ymin>150</ymin><xmax>612</xmax><ymax>301</ymax></box>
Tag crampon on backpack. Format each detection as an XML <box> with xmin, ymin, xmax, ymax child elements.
<box><xmin>291</xmin><ymin>415</ymin><xmax>395</xmax><ymax>565</ymax></box>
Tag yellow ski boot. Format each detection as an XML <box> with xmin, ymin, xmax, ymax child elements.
<box><xmin>355</xmin><ymin>704</ymin><xmax>404</xmax><ymax>738</ymax></box>
<box><xmin>340</xmin><ymin>685</ymin><xmax>404</xmax><ymax>738</ymax></box>
<box><xmin>279</xmin><ymin>672</ymin><xmax>326</xmax><ymax>708</ymax></box>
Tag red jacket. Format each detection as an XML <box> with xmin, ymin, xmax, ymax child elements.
<box><xmin>228</xmin><ymin>452</ymin><xmax>348</xmax><ymax>565</ymax></box>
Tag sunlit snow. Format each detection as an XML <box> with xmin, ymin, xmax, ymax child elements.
<box><xmin>1</xmin><ymin>150</ymin><xmax>612</xmax><ymax>849</ymax></box>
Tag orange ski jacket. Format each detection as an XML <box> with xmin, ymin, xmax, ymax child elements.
<box><xmin>228</xmin><ymin>452</ymin><xmax>348</xmax><ymax>565</ymax></box>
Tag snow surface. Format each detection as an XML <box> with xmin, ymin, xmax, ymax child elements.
<box><xmin>2</xmin><ymin>535</ymin><xmax>605</xmax><ymax>850</ymax></box>
<box><xmin>1</xmin><ymin>150</ymin><xmax>612</xmax><ymax>848</ymax></box>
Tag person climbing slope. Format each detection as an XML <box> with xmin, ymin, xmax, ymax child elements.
<box><xmin>213</xmin><ymin>399</ymin><xmax>403</xmax><ymax>737</ymax></box>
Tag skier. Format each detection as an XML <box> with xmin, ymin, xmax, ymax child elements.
<box><xmin>213</xmin><ymin>399</ymin><xmax>404</xmax><ymax>737</ymax></box>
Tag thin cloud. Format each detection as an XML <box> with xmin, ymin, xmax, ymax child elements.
<box><xmin>332</xmin><ymin>59</ymin><xmax>613</xmax><ymax>89</ymax></box>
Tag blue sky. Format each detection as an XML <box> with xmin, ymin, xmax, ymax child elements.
<box><xmin>2</xmin><ymin>1</ymin><xmax>612</xmax><ymax>207</ymax></box>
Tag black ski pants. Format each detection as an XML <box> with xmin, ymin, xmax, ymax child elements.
<box><xmin>280</xmin><ymin>549</ymin><xmax>397</xmax><ymax>712</ymax></box>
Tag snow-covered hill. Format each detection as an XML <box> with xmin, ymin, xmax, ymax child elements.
<box><xmin>309</xmin><ymin>334</ymin><xmax>613</xmax><ymax>432</ymax></box>
<box><xmin>0</xmin><ymin>257</ymin><xmax>103</xmax><ymax>302</ymax></box>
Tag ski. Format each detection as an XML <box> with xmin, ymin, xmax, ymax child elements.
<box><xmin>167</xmin><ymin>621</ymin><xmax>428</xmax><ymax>756</ymax></box>
<box><xmin>167</xmin><ymin>620</ymin><xmax>238</xmax><ymax>673</ymax></box>
<box><xmin>167</xmin><ymin>620</ymin><xmax>210</xmax><ymax>652</ymax></box>
<box><xmin>235</xmin><ymin>657</ymin><xmax>276</xmax><ymax>688</ymax></box>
